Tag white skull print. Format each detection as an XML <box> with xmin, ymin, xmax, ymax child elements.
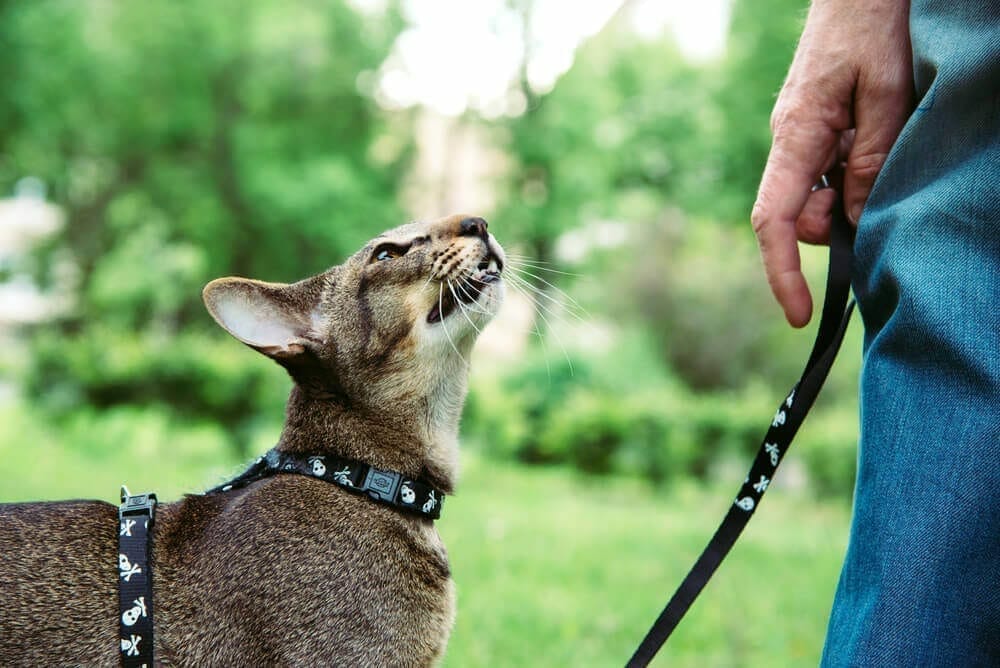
<box><xmin>122</xmin><ymin>596</ymin><xmax>148</xmax><ymax>627</ymax></box>
<box><xmin>309</xmin><ymin>457</ymin><xmax>326</xmax><ymax>477</ymax></box>
<box><xmin>400</xmin><ymin>483</ymin><xmax>416</xmax><ymax>504</ymax></box>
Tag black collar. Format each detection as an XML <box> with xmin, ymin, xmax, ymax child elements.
<box><xmin>206</xmin><ymin>448</ymin><xmax>445</xmax><ymax>520</ymax></box>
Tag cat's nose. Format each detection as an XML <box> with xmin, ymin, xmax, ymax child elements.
<box><xmin>459</xmin><ymin>217</ymin><xmax>488</xmax><ymax>239</ymax></box>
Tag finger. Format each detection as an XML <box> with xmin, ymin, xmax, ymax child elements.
<box><xmin>838</xmin><ymin>129</ymin><xmax>855</xmax><ymax>162</ymax></box>
<box><xmin>844</xmin><ymin>62</ymin><xmax>914</xmax><ymax>224</ymax></box>
<box><xmin>795</xmin><ymin>187</ymin><xmax>837</xmax><ymax>245</ymax></box>
<box><xmin>752</xmin><ymin>117</ymin><xmax>839</xmax><ymax>327</ymax></box>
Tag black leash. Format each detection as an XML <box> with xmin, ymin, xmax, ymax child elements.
<box><xmin>626</xmin><ymin>185</ymin><xmax>856</xmax><ymax>667</ymax></box>
<box><xmin>118</xmin><ymin>487</ymin><xmax>157</xmax><ymax>668</ymax></box>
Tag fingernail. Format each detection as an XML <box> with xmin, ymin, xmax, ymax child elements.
<box><xmin>849</xmin><ymin>203</ymin><xmax>863</xmax><ymax>225</ymax></box>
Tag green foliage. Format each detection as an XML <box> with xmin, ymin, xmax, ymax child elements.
<box><xmin>26</xmin><ymin>326</ymin><xmax>286</xmax><ymax>455</ymax></box>
<box><xmin>1</xmin><ymin>0</ymin><xmax>859</xmax><ymax>502</ymax></box>
<box><xmin>494</xmin><ymin>27</ymin><xmax>712</xmax><ymax>263</ymax></box>
<box><xmin>709</xmin><ymin>0</ymin><xmax>810</xmax><ymax>222</ymax></box>
<box><xmin>794</xmin><ymin>405</ymin><xmax>859</xmax><ymax>500</ymax></box>
<box><xmin>0</xmin><ymin>401</ymin><xmax>245</xmax><ymax>502</ymax></box>
<box><xmin>494</xmin><ymin>0</ymin><xmax>809</xmax><ymax>270</ymax></box>
<box><xmin>466</xmin><ymin>309</ymin><xmax>858</xmax><ymax>497</ymax></box>
<box><xmin>2</xmin><ymin>0</ymin><xmax>410</xmax><ymax>451</ymax></box>
<box><xmin>614</xmin><ymin>211</ymin><xmax>825</xmax><ymax>392</ymax></box>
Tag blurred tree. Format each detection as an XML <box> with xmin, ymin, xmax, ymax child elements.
<box><xmin>492</xmin><ymin>0</ymin><xmax>809</xmax><ymax>388</ymax></box>
<box><xmin>495</xmin><ymin>10</ymin><xmax>709</xmax><ymax>265</ymax></box>
<box><xmin>708</xmin><ymin>0</ymin><xmax>809</xmax><ymax>223</ymax></box>
<box><xmin>0</xmin><ymin>0</ymin><xmax>410</xmax><ymax>453</ymax></box>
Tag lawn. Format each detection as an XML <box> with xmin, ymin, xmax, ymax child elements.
<box><xmin>0</xmin><ymin>404</ymin><xmax>850</xmax><ymax>666</ymax></box>
<box><xmin>442</xmin><ymin>455</ymin><xmax>850</xmax><ymax>667</ymax></box>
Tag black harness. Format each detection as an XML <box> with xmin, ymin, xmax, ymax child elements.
<box><xmin>116</xmin><ymin>449</ymin><xmax>445</xmax><ymax>667</ymax></box>
<box><xmin>117</xmin><ymin>487</ymin><xmax>157</xmax><ymax>667</ymax></box>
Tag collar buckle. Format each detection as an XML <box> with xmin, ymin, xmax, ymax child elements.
<box><xmin>119</xmin><ymin>485</ymin><xmax>158</xmax><ymax>524</ymax></box>
<box><xmin>359</xmin><ymin>467</ymin><xmax>402</xmax><ymax>504</ymax></box>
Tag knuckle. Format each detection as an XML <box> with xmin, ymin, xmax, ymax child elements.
<box><xmin>750</xmin><ymin>199</ymin><xmax>770</xmax><ymax>235</ymax></box>
<box><xmin>769</xmin><ymin>102</ymin><xmax>798</xmax><ymax>136</ymax></box>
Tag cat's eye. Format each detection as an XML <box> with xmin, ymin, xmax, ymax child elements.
<box><xmin>371</xmin><ymin>243</ymin><xmax>409</xmax><ymax>263</ymax></box>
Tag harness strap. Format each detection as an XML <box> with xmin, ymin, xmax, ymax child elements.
<box><xmin>118</xmin><ymin>487</ymin><xmax>157</xmax><ymax>668</ymax></box>
<box><xmin>626</xmin><ymin>187</ymin><xmax>856</xmax><ymax>667</ymax></box>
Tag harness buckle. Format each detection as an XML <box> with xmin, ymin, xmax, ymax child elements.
<box><xmin>360</xmin><ymin>467</ymin><xmax>402</xmax><ymax>503</ymax></box>
<box><xmin>119</xmin><ymin>485</ymin><xmax>158</xmax><ymax>525</ymax></box>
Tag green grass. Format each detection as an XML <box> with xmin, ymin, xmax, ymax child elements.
<box><xmin>0</xmin><ymin>403</ymin><xmax>849</xmax><ymax>666</ymax></box>
<box><xmin>442</xmin><ymin>455</ymin><xmax>849</xmax><ymax>667</ymax></box>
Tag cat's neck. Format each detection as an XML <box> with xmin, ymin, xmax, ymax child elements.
<box><xmin>275</xmin><ymin>386</ymin><xmax>459</xmax><ymax>493</ymax></box>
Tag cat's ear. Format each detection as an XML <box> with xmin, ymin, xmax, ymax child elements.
<box><xmin>202</xmin><ymin>275</ymin><xmax>326</xmax><ymax>359</ymax></box>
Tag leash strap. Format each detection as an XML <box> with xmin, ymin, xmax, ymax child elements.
<box><xmin>626</xmin><ymin>191</ymin><xmax>856</xmax><ymax>667</ymax></box>
<box><xmin>118</xmin><ymin>486</ymin><xmax>157</xmax><ymax>668</ymax></box>
<box><xmin>206</xmin><ymin>449</ymin><xmax>445</xmax><ymax>520</ymax></box>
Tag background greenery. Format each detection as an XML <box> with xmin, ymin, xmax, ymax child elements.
<box><xmin>0</xmin><ymin>0</ymin><xmax>860</xmax><ymax>664</ymax></box>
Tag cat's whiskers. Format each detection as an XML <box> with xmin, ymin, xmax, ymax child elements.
<box><xmin>503</xmin><ymin>269</ymin><xmax>587</xmax><ymax>325</ymax></box>
<box><xmin>503</xmin><ymin>273</ymin><xmax>575</xmax><ymax>375</ymax></box>
<box><xmin>452</xmin><ymin>281</ymin><xmax>494</xmax><ymax>317</ymax></box>
<box><xmin>505</xmin><ymin>264</ymin><xmax>589</xmax><ymax>321</ymax></box>
<box><xmin>437</xmin><ymin>282</ymin><xmax>467</xmax><ymax>364</ymax></box>
<box><xmin>504</xmin><ymin>271</ymin><xmax>585</xmax><ymax>327</ymax></box>
<box><xmin>447</xmin><ymin>280</ymin><xmax>482</xmax><ymax>335</ymax></box>
<box><xmin>504</xmin><ymin>256</ymin><xmax>581</xmax><ymax>277</ymax></box>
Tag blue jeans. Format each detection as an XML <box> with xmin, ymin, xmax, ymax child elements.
<box><xmin>821</xmin><ymin>2</ymin><xmax>1000</xmax><ymax>665</ymax></box>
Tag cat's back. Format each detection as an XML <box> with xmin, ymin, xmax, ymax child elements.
<box><xmin>0</xmin><ymin>500</ymin><xmax>119</xmax><ymax>662</ymax></box>
<box><xmin>153</xmin><ymin>475</ymin><xmax>455</xmax><ymax>666</ymax></box>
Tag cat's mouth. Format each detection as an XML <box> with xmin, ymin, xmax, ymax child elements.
<box><xmin>427</xmin><ymin>257</ymin><xmax>502</xmax><ymax>324</ymax></box>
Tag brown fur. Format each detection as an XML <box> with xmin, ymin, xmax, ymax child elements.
<box><xmin>0</xmin><ymin>214</ymin><xmax>505</xmax><ymax>665</ymax></box>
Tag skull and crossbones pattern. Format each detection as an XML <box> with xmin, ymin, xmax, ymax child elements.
<box><xmin>121</xmin><ymin>634</ymin><xmax>142</xmax><ymax>657</ymax></box>
<box><xmin>122</xmin><ymin>596</ymin><xmax>148</xmax><ymax>627</ymax></box>
<box><xmin>333</xmin><ymin>467</ymin><xmax>353</xmax><ymax>486</ymax></box>
<box><xmin>422</xmin><ymin>491</ymin><xmax>438</xmax><ymax>514</ymax></box>
<box><xmin>118</xmin><ymin>553</ymin><xmax>142</xmax><ymax>582</ymax></box>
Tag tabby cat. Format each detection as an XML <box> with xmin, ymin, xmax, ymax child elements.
<box><xmin>0</xmin><ymin>214</ymin><xmax>505</xmax><ymax>665</ymax></box>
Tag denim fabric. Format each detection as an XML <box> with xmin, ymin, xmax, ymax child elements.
<box><xmin>821</xmin><ymin>2</ymin><xmax>1000</xmax><ymax>665</ymax></box>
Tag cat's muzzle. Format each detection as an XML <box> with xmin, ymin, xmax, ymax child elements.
<box><xmin>427</xmin><ymin>254</ymin><xmax>502</xmax><ymax>324</ymax></box>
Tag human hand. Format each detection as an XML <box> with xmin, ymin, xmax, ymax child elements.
<box><xmin>751</xmin><ymin>0</ymin><xmax>914</xmax><ymax>327</ymax></box>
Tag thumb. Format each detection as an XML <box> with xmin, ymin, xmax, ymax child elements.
<box><xmin>844</xmin><ymin>61</ymin><xmax>914</xmax><ymax>224</ymax></box>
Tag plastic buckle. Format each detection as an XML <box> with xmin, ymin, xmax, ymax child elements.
<box><xmin>361</xmin><ymin>467</ymin><xmax>402</xmax><ymax>503</ymax></box>
<box><xmin>119</xmin><ymin>485</ymin><xmax>158</xmax><ymax>524</ymax></box>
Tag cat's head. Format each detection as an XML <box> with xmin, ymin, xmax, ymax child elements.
<box><xmin>202</xmin><ymin>214</ymin><xmax>504</xmax><ymax>418</ymax></box>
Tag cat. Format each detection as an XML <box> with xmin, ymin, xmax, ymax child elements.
<box><xmin>0</xmin><ymin>214</ymin><xmax>504</xmax><ymax>665</ymax></box>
